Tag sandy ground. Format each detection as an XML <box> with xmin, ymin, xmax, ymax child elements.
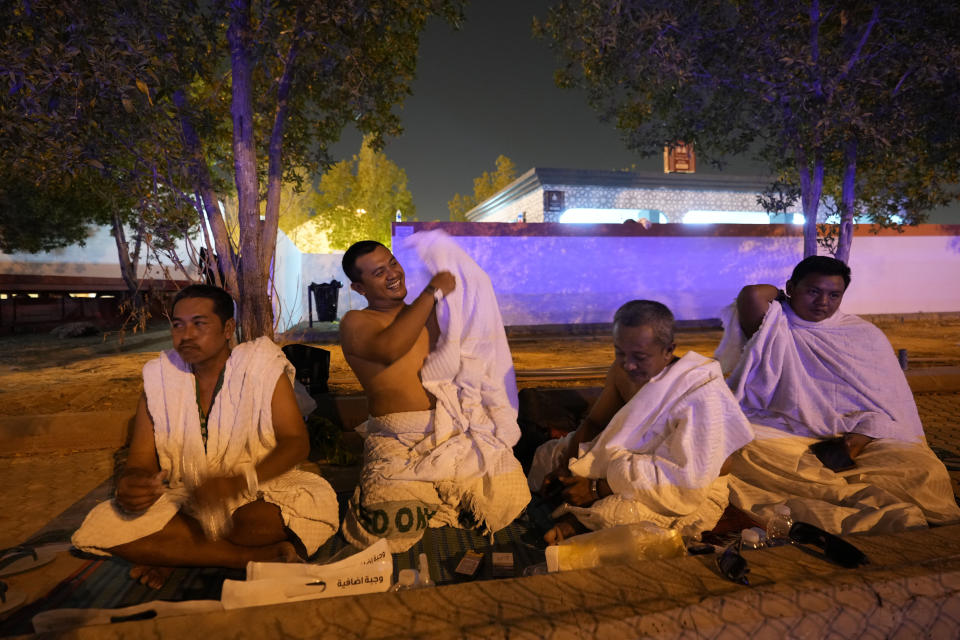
<box><xmin>1</xmin><ymin>317</ymin><xmax>960</xmax><ymax>416</ymax></box>
<box><xmin>1</xmin><ymin>316</ymin><xmax>959</xmax><ymax>607</ymax></box>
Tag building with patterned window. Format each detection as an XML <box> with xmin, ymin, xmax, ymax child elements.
<box><xmin>463</xmin><ymin>167</ymin><xmax>801</xmax><ymax>225</ymax></box>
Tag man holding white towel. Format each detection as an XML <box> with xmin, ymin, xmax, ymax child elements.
<box><xmin>718</xmin><ymin>256</ymin><xmax>960</xmax><ymax>533</ymax></box>
<box><xmin>528</xmin><ymin>300</ymin><xmax>754</xmax><ymax>544</ymax></box>
<box><xmin>339</xmin><ymin>236</ymin><xmax>530</xmax><ymax>551</ymax></box>
<box><xmin>72</xmin><ymin>285</ymin><xmax>339</xmax><ymax>588</ymax></box>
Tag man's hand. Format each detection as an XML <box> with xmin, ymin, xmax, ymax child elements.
<box><xmin>116</xmin><ymin>468</ymin><xmax>167</xmax><ymax>514</ymax></box>
<box><xmin>844</xmin><ymin>433</ymin><xmax>874</xmax><ymax>460</ymax></box>
<box><xmin>193</xmin><ymin>474</ymin><xmax>244</xmax><ymax>509</ymax></box>
<box><xmin>428</xmin><ymin>271</ymin><xmax>456</xmax><ymax>297</ymax></box>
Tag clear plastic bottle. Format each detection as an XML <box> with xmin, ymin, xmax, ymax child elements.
<box><xmin>545</xmin><ymin>523</ymin><xmax>686</xmax><ymax>572</ymax></box>
<box><xmin>765</xmin><ymin>504</ymin><xmax>794</xmax><ymax>547</ymax></box>
<box><xmin>389</xmin><ymin>568</ymin><xmax>420</xmax><ymax>592</ymax></box>
<box><xmin>740</xmin><ymin>528</ymin><xmax>765</xmax><ymax>551</ymax></box>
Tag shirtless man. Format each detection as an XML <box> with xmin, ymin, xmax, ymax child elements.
<box><xmin>72</xmin><ymin>285</ymin><xmax>338</xmax><ymax>587</ymax></box>
<box><xmin>338</xmin><ymin>241</ymin><xmax>455</xmax><ymax>418</ymax></box>
<box><xmin>338</xmin><ymin>239</ymin><xmax>530</xmax><ymax>551</ymax></box>
<box><xmin>531</xmin><ymin>301</ymin><xmax>752</xmax><ymax>544</ymax></box>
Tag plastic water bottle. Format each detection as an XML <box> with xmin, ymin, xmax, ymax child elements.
<box><xmin>740</xmin><ymin>528</ymin><xmax>765</xmax><ymax>551</ymax></box>
<box><xmin>545</xmin><ymin>523</ymin><xmax>686</xmax><ymax>572</ymax></box>
<box><xmin>765</xmin><ymin>504</ymin><xmax>794</xmax><ymax>547</ymax></box>
<box><xmin>389</xmin><ymin>569</ymin><xmax>420</xmax><ymax>592</ymax></box>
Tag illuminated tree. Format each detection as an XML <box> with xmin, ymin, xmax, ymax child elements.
<box><xmin>1</xmin><ymin>0</ymin><xmax>462</xmax><ymax>338</ymax></box>
<box><xmin>311</xmin><ymin>136</ymin><xmax>415</xmax><ymax>249</ymax></box>
<box><xmin>448</xmin><ymin>155</ymin><xmax>518</xmax><ymax>221</ymax></box>
<box><xmin>540</xmin><ymin>1</ymin><xmax>960</xmax><ymax>260</ymax></box>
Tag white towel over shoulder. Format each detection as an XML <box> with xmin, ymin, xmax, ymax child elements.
<box><xmin>531</xmin><ymin>352</ymin><xmax>753</xmax><ymax>533</ymax></box>
<box><xmin>718</xmin><ymin>301</ymin><xmax>923</xmax><ymax>442</ymax></box>
<box><xmin>72</xmin><ymin>337</ymin><xmax>338</xmax><ymax>555</ymax></box>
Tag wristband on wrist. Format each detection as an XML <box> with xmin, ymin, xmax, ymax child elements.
<box><xmin>425</xmin><ymin>284</ymin><xmax>444</xmax><ymax>304</ymax></box>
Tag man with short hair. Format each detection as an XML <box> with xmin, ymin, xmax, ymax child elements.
<box><xmin>72</xmin><ymin>285</ymin><xmax>339</xmax><ymax>588</ymax></box>
<box><xmin>529</xmin><ymin>300</ymin><xmax>754</xmax><ymax>544</ymax></box>
<box><xmin>339</xmin><ymin>235</ymin><xmax>530</xmax><ymax>552</ymax></box>
<box><xmin>717</xmin><ymin>256</ymin><xmax>960</xmax><ymax>533</ymax></box>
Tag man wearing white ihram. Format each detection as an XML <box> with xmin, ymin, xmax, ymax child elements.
<box><xmin>716</xmin><ymin>256</ymin><xmax>960</xmax><ymax>533</ymax></box>
<box><xmin>72</xmin><ymin>285</ymin><xmax>339</xmax><ymax>589</ymax></box>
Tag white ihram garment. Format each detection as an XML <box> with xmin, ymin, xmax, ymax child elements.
<box><xmin>717</xmin><ymin>301</ymin><xmax>960</xmax><ymax>533</ymax></box>
<box><xmin>73</xmin><ymin>337</ymin><xmax>339</xmax><ymax>555</ymax></box>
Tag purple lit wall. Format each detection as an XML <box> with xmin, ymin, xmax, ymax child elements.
<box><xmin>390</xmin><ymin>222</ymin><xmax>960</xmax><ymax>326</ymax></box>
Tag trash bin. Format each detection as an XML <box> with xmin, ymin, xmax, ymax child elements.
<box><xmin>282</xmin><ymin>343</ymin><xmax>331</xmax><ymax>395</ymax></box>
<box><xmin>308</xmin><ymin>279</ymin><xmax>343</xmax><ymax>326</ymax></box>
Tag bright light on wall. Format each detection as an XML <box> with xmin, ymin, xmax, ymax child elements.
<box><xmin>683</xmin><ymin>210</ymin><xmax>771</xmax><ymax>224</ymax></box>
<box><xmin>559</xmin><ymin>208</ymin><xmax>657</xmax><ymax>224</ymax></box>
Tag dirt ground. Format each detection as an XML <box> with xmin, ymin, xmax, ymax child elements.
<box><xmin>1</xmin><ymin>316</ymin><xmax>959</xmax><ymax>417</ymax></box>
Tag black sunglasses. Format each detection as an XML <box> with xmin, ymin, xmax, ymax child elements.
<box><xmin>789</xmin><ymin>521</ymin><xmax>869</xmax><ymax>568</ymax></box>
<box><xmin>716</xmin><ymin>540</ymin><xmax>750</xmax><ymax>585</ymax></box>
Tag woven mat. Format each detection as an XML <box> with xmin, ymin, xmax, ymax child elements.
<box><xmin>0</xmin><ymin>496</ymin><xmax>552</xmax><ymax>637</ymax></box>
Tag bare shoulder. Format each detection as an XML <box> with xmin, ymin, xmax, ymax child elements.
<box><xmin>340</xmin><ymin>309</ymin><xmax>378</xmax><ymax>342</ymax></box>
<box><xmin>609</xmin><ymin>363</ymin><xmax>638</xmax><ymax>403</ymax></box>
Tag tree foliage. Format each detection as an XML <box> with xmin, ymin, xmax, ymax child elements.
<box><xmin>1</xmin><ymin>0</ymin><xmax>462</xmax><ymax>338</ymax></box>
<box><xmin>448</xmin><ymin>155</ymin><xmax>518</xmax><ymax>221</ymax></box>
<box><xmin>0</xmin><ymin>171</ymin><xmax>110</xmax><ymax>254</ymax></box>
<box><xmin>540</xmin><ymin>1</ymin><xmax>960</xmax><ymax>260</ymax></box>
<box><xmin>311</xmin><ymin>136</ymin><xmax>415</xmax><ymax>250</ymax></box>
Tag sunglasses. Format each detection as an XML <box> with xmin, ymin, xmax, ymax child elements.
<box><xmin>715</xmin><ymin>540</ymin><xmax>750</xmax><ymax>585</ymax></box>
<box><xmin>715</xmin><ymin>521</ymin><xmax>869</xmax><ymax>585</ymax></box>
<box><xmin>788</xmin><ymin>521</ymin><xmax>869</xmax><ymax>568</ymax></box>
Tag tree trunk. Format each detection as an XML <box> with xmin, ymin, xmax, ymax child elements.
<box><xmin>228</xmin><ymin>0</ymin><xmax>273</xmax><ymax>340</ymax></box>
<box><xmin>260</xmin><ymin>14</ymin><xmax>302</xmax><ymax>333</ymax></box>
<box><xmin>835</xmin><ymin>139</ymin><xmax>857</xmax><ymax>264</ymax></box>
<box><xmin>173</xmin><ymin>90</ymin><xmax>240</xmax><ymax>300</ymax></box>
<box><xmin>797</xmin><ymin>151</ymin><xmax>824</xmax><ymax>257</ymax></box>
<box><xmin>111</xmin><ymin>212</ymin><xmax>145</xmax><ymax>320</ymax></box>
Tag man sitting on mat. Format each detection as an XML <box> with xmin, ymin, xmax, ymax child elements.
<box><xmin>338</xmin><ymin>234</ymin><xmax>530</xmax><ymax>552</ymax></box>
<box><xmin>72</xmin><ymin>285</ymin><xmax>339</xmax><ymax>588</ymax></box>
<box><xmin>528</xmin><ymin>300</ymin><xmax>753</xmax><ymax>544</ymax></box>
<box><xmin>716</xmin><ymin>256</ymin><xmax>960</xmax><ymax>533</ymax></box>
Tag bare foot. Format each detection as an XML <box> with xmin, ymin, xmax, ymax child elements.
<box><xmin>543</xmin><ymin>515</ymin><xmax>585</xmax><ymax>545</ymax></box>
<box><xmin>128</xmin><ymin>565</ymin><xmax>174</xmax><ymax>590</ymax></box>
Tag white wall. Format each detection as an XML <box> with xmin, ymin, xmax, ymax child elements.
<box><xmin>0</xmin><ymin>224</ymin><xmax>198</xmax><ymax>280</ymax></box>
<box><xmin>271</xmin><ymin>230</ymin><xmax>367</xmax><ymax>332</ymax></box>
<box><xmin>391</xmin><ymin>223</ymin><xmax>960</xmax><ymax>325</ymax></box>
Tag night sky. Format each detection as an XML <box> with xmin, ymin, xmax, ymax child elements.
<box><xmin>331</xmin><ymin>0</ymin><xmax>713</xmax><ymax>221</ymax></box>
<box><xmin>333</xmin><ymin>0</ymin><xmax>957</xmax><ymax>224</ymax></box>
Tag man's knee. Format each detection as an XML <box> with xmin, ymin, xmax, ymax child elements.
<box><xmin>228</xmin><ymin>499</ymin><xmax>286</xmax><ymax>546</ymax></box>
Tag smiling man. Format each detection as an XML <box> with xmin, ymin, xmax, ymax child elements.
<box><xmin>528</xmin><ymin>300</ymin><xmax>753</xmax><ymax>544</ymax></box>
<box><xmin>338</xmin><ymin>237</ymin><xmax>530</xmax><ymax>552</ymax></box>
<box><xmin>717</xmin><ymin>256</ymin><xmax>960</xmax><ymax>533</ymax></box>
<box><xmin>72</xmin><ymin>285</ymin><xmax>338</xmax><ymax>588</ymax></box>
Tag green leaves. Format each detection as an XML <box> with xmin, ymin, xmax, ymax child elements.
<box><xmin>448</xmin><ymin>155</ymin><xmax>518</xmax><ymax>221</ymax></box>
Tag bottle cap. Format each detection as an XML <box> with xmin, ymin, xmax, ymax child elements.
<box><xmin>545</xmin><ymin>546</ymin><xmax>560</xmax><ymax>573</ymax></box>
<box><xmin>397</xmin><ymin>568</ymin><xmax>419</xmax><ymax>587</ymax></box>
